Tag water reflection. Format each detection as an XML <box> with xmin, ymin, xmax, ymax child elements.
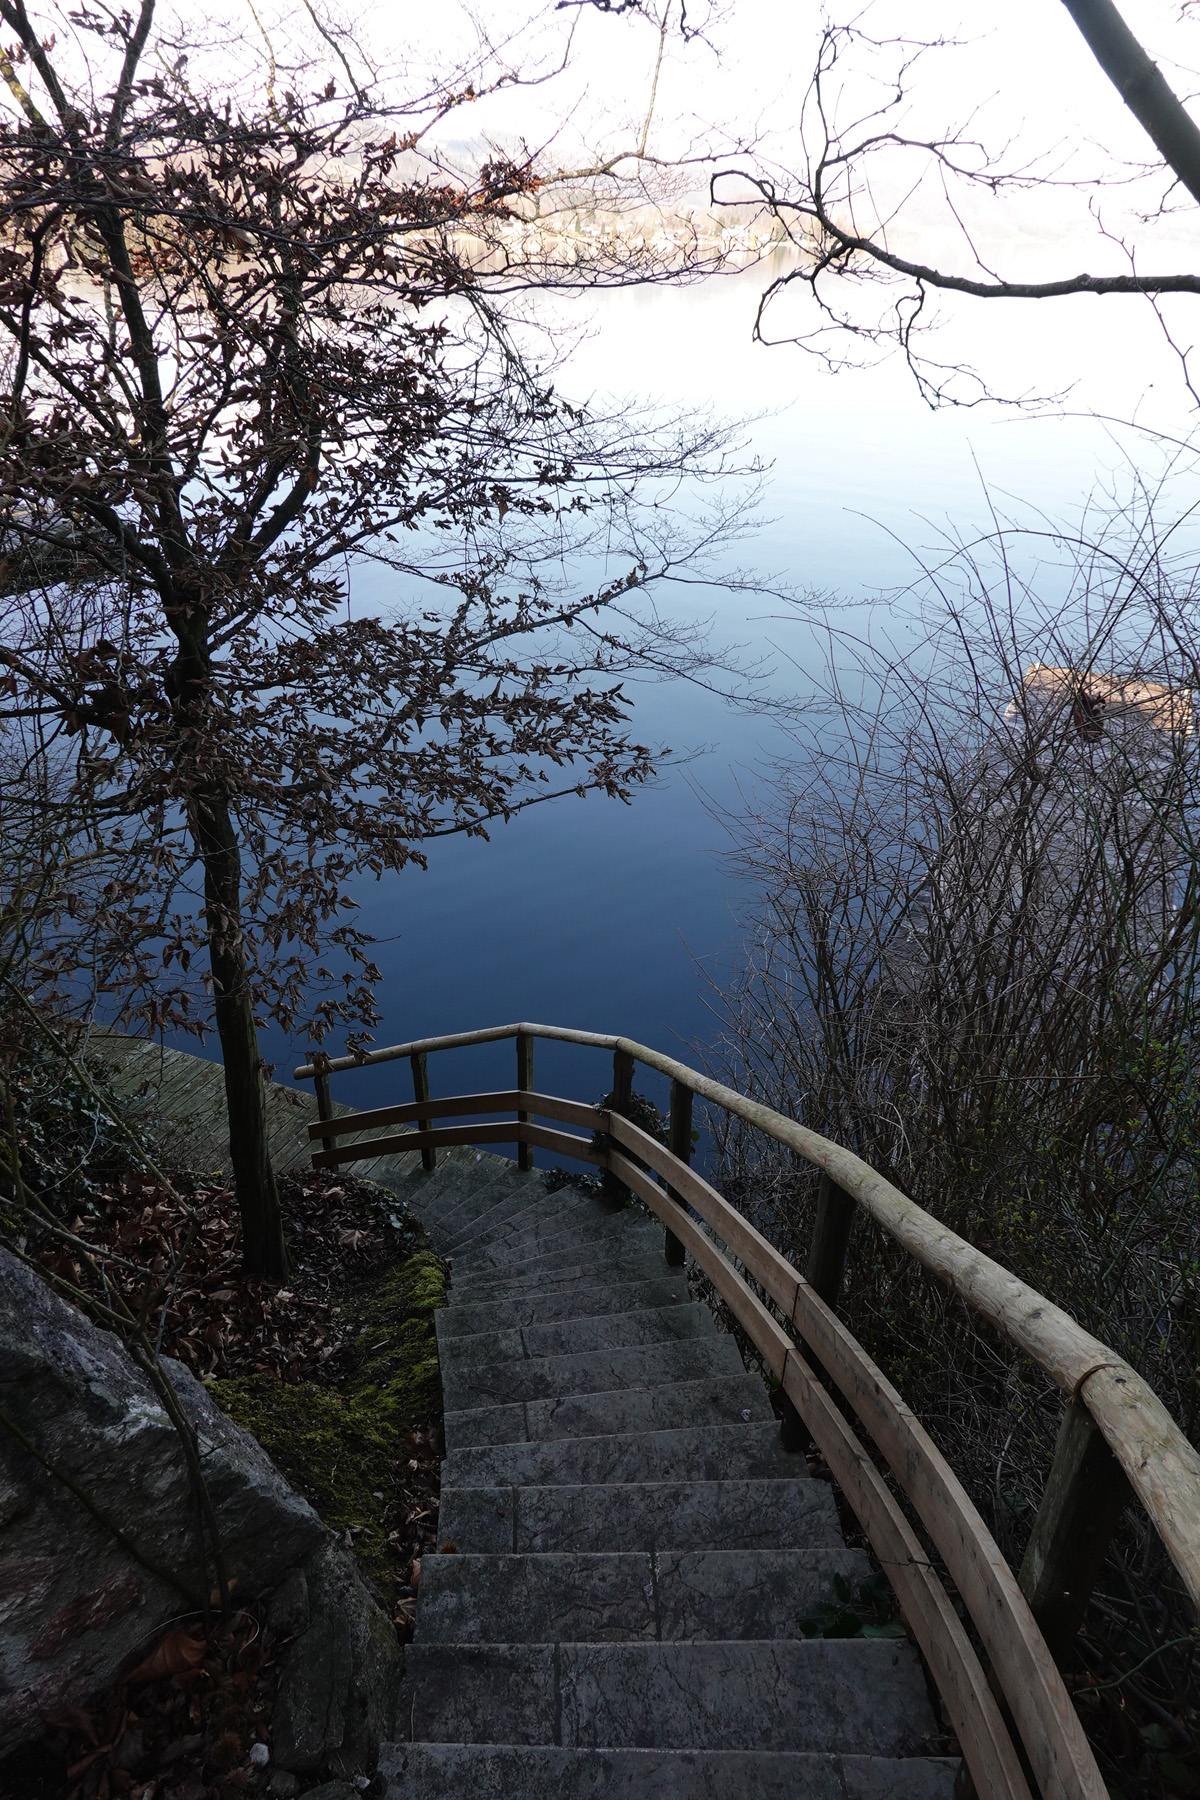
<box><xmin>247</xmin><ymin>270</ymin><xmax>1194</xmax><ymax>1122</ymax></box>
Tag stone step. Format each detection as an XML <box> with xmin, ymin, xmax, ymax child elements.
<box><xmin>403</xmin><ymin>1156</ymin><xmax>500</xmax><ymax>1227</ymax></box>
<box><xmin>439</xmin><ymin>1184</ymin><xmax>608</xmax><ymax>1254</ymax></box>
<box><xmin>443</xmin><ymin>1373</ymin><xmax>773</xmax><ymax>1450</ymax></box>
<box><xmin>437</xmin><ymin>1274</ymin><xmax>691</xmax><ymax>1339</ymax></box>
<box><xmin>381</xmin><ymin>1745</ymin><xmax>959</xmax><ymax>1800</ymax></box>
<box><xmin>436</xmin><ymin>1303</ymin><xmax>715</xmax><ymax>1374</ymax></box>
<box><xmin>413</xmin><ymin>1166</ymin><xmax>513</xmax><ymax>1226</ymax></box>
<box><xmin>440</xmin><ymin>1334</ymin><xmax>744</xmax><ymax>1414</ymax></box>
<box><xmin>372</xmin><ymin>1155</ymin><xmax>464</xmax><ymax>1222</ymax></box>
<box><xmin>449</xmin><ymin>1243</ymin><xmax>669</xmax><ymax>1302</ymax></box>
<box><xmin>438</xmin><ymin>1479</ymin><xmax>842</xmax><ymax>1554</ymax></box>
<box><xmin>417</xmin><ymin>1548</ymin><xmax>870</xmax><ymax>1641</ymax></box>
<box><xmin>442</xmin><ymin>1421</ymin><xmax>798</xmax><ymax>1490</ymax></box>
<box><xmin>451</xmin><ymin>1218</ymin><xmax>666</xmax><ymax>1283</ymax></box>
<box><xmin>397</xmin><ymin>1639</ymin><xmax>937</xmax><ymax>1754</ymax></box>
<box><xmin>424</xmin><ymin>1167</ymin><xmax>536</xmax><ymax>1239</ymax></box>
<box><xmin>450</xmin><ymin>1206</ymin><xmax>653</xmax><ymax>1276</ymax></box>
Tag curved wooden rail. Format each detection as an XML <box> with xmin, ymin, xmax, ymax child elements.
<box><xmin>297</xmin><ymin>1023</ymin><xmax>1200</xmax><ymax>1800</ymax></box>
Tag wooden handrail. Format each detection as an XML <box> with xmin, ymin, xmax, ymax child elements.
<box><xmin>294</xmin><ymin>1022</ymin><xmax>619</xmax><ymax>1078</ymax></box>
<box><xmin>296</xmin><ymin>1021</ymin><xmax>1200</xmax><ymax>1619</ymax></box>
<box><xmin>607</xmin><ymin>1116</ymin><xmax>1105</xmax><ymax>1800</ymax></box>
<box><xmin>304</xmin><ymin>1089</ymin><xmax>601</xmax><ymax>1141</ymax></box>
<box><xmin>297</xmin><ymin>1026</ymin><xmax>1200</xmax><ymax>1797</ymax></box>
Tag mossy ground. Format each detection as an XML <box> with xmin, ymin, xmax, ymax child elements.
<box><xmin>209</xmin><ymin>1248</ymin><xmax>448</xmax><ymax>1604</ymax></box>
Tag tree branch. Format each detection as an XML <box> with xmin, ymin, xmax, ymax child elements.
<box><xmin>1060</xmin><ymin>0</ymin><xmax>1200</xmax><ymax>206</ymax></box>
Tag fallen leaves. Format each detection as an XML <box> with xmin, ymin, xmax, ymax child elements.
<box><xmin>389</xmin><ymin>1423</ymin><xmax>443</xmax><ymax>1643</ymax></box>
<box><xmin>25</xmin><ymin>1611</ymin><xmax>274</xmax><ymax>1800</ymax></box>
<box><xmin>125</xmin><ymin>1627</ymin><xmax>207</xmax><ymax>1686</ymax></box>
<box><xmin>20</xmin><ymin>1161</ymin><xmax>445</xmax><ymax>1668</ymax></box>
<box><xmin>27</xmin><ymin>1168</ymin><xmax>421</xmax><ymax>1386</ymax></box>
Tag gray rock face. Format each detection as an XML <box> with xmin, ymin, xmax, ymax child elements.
<box><xmin>272</xmin><ymin>1539</ymin><xmax>399</xmax><ymax>1777</ymax></box>
<box><xmin>0</xmin><ymin>1247</ymin><xmax>325</xmax><ymax>1754</ymax></box>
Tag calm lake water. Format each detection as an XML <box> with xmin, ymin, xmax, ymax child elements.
<box><xmin>238</xmin><ymin>265</ymin><xmax>1192</xmax><ymax>1123</ymax></box>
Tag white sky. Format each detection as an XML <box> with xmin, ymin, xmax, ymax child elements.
<box><xmin>44</xmin><ymin>0</ymin><xmax>1198</xmax><ymax>277</ymax></box>
<box><xmin>345</xmin><ymin>0</ymin><xmax>1199</xmax><ymax>421</ymax></box>
<box><xmin>384</xmin><ymin>0</ymin><xmax>1200</xmax><ymax>255</ymax></box>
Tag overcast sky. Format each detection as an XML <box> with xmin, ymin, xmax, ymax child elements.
<box><xmin>371</xmin><ymin>0</ymin><xmax>1200</xmax><ymax>263</ymax></box>
<box><xmin>389</xmin><ymin>3</ymin><xmax>1193</xmax><ymax>162</ymax></box>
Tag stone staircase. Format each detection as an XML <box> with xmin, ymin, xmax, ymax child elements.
<box><xmin>378</xmin><ymin>1153</ymin><xmax>959</xmax><ymax>1798</ymax></box>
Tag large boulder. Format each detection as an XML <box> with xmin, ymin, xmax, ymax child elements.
<box><xmin>270</xmin><ymin>1540</ymin><xmax>399</xmax><ymax>1778</ymax></box>
<box><xmin>0</xmin><ymin>1247</ymin><xmax>328</xmax><ymax>1755</ymax></box>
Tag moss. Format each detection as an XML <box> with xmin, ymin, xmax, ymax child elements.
<box><xmin>209</xmin><ymin>1249</ymin><xmax>448</xmax><ymax>1599</ymax></box>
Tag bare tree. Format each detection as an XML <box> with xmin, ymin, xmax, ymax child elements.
<box><xmin>0</xmin><ymin>0</ymin><xmax>759</xmax><ymax>1276</ymax></box>
<box><xmin>703</xmin><ymin>0</ymin><xmax>1200</xmax><ymax>405</ymax></box>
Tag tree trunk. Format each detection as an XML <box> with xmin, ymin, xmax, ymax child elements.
<box><xmin>194</xmin><ymin>791</ymin><xmax>289</xmax><ymax>1280</ymax></box>
<box><xmin>1060</xmin><ymin>0</ymin><xmax>1200</xmax><ymax>206</ymax></box>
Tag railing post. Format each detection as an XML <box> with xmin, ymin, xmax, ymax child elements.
<box><xmin>1018</xmin><ymin>1396</ymin><xmax>1131</xmax><ymax>1667</ymax></box>
<box><xmin>313</xmin><ymin>1060</ymin><xmax>333</xmax><ymax>1154</ymax></box>
<box><xmin>782</xmin><ymin>1172</ymin><xmax>855</xmax><ymax>1456</ymax></box>
<box><xmin>664</xmin><ymin>1079</ymin><xmax>693</xmax><ymax>1267</ymax></box>
<box><xmin>612</xmin><ymin>1047</ymin><xmax>634</xmax><ymax>1114</ymax></box>
<box><xmin>602</xmin><ymin>1048</ymin><xmax>636</xmax><ymax>1204</ymax></box>
<box><xmin>410</xmin><ymin>1051</ymin><xmax>436</xmax><ymax>1173</ymax></box>
<box><xmin>516</xmin><ymin>1031</ymin><xmax>534</xmax><ymax>1171</ymax></box>
<box><xmin>806</xmin><ymin>1171</ymin><xmax>857</xmax><ymax>1311</ymax></box>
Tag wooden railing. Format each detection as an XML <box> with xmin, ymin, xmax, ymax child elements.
<box><xmin>295</xmin><ymin>1022</ymin><xmax>1200</xmax><ymax>1800</ymax></box>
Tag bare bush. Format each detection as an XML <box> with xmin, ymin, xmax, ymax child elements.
<box><xmin>709</xmin><ymin>473</ymin><xmax>1200</xmax><ymax>1766</ymax></box>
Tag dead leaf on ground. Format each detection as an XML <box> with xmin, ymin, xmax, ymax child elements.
<box><xmin>124</xmin><ymin>1627</ymin><xmax>206</xmax><ymax>1685</ymax></box>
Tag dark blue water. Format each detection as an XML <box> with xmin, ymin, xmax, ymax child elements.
<box><xmin>266</xmin><ymin>669</ymin><xmax>775</xmax><ymax>1127</ymax></box>
<box><xmin>234</xmin><ymin>271</ymin><xmax>1194</xmax><ymax>1139</ymax></box>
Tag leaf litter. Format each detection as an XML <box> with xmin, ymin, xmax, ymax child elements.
<box><xmin>11</xmin><ymin>1167</ymin><xmax>446</xmax><ymax>1800</ymax></box>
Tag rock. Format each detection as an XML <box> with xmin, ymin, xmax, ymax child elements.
<box><xmin>0</xmin><ymin>1247</ymin><xmax>325</xmax><ymax>1756</ymax></box>
<box><xmin>268</xmin><ymin>1566</ymin><xmax>310</xmax><ymax>1641</ymax></box>
<box><xmin>272</xmin><ymin>1540</ymin><xmax>400</xmax><ymax>1779</ymax></box>
<box><xmin>297</xmin><ymin>1783</ymin><xmax>358</xmax><ymax>1800</ymax></box>
<box><xmin>265</xmin><ymin>1771</ymin><xmax>301</xmax><ymax>1798</ymax></box>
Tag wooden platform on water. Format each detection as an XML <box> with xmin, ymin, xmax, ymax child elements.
<box><xmin>86</xmin><ymin>1030</ymin><xmax>421</xmax><ymax>1185</ymax></box>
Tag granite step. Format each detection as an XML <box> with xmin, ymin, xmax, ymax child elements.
<box><xmin>397</xmin><ymin>1639</ymin><xmax>938</xmax><ymax>1753</ymax></box>
<box><xmin>424</xmin><ymin>1166</ymin><xmax>542</xmax><ymax>1237</ymax></box>
<box><xmin>418</xmin><ymin>1548</ymin><xmax>870</xmax><ymax>1640</ymax></box>
<box><xmin>449</xmin><ymin>1243</ymin><xmax>669</xmax><ymax>1301</ymax></box>
<box><xmin>381</xmin><ymin>1745</ymin><xmax>959</xmax><ymax>1800</ymax></box>
<box><xmin>388</xmin><ymin>1160</ymin><xmax>959</xmax><ymax>1799</ymax></box>
<box><xmin>436</xmin><ymin>1303</ymin><xmax>715</xmax><ymax>1375</ymax></box>
<box><xmin>440</xmin><ymin>1334</ymin><xmax>744</xmax><ymax>1414</ymax></box>
<box><xmin>441</xmin><ymin>1421</ymin><xmax>799</xmax><ymax>1490</ymax></box>
<box><xmin>439</xmin><ymin>1185</ymin><xmax>613</xmax><ymax>1254</ymax></box>
<box><xmin>451</xmin><ymin>1217</ymin><xmax>666</xmax><ymax>1279</ymax></box>
<box><xmin>371</xmin><ymin>1155</ymin><xmax>465</xmax><ymax>1221</ymax></box>
<box><xmin>449</xmin><ymin>1207</ymin><xmax>656</xmax><ymax>1276</ymax></box>
<box><xmin>397</xmin><ymin>1155</ymin><xmax>500</xmax><ymax>1227</ymax></box>
<box><xmin>436</xmin><ymin>1273</ymin><xmax>691</xmax><ymax>1339</ymax></box>
<box><xmin>438</xmin><ymin>1479</ymin><xmax>842</xmax><ymax>1555</ymax></box>
<box><xmin>443</xmin><ymin>1373</ymin><xmax>773</xmax><ymax>1450</ymax></box>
